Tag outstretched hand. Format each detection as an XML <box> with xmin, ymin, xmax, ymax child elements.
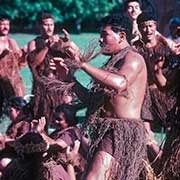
<box><xmin>31</xmin><ymin>117</ymin><xmax>46</xmax><ymax>133</ymax></box>
<box><xmin>61</xmin><ymin>28</ymin><xmax>70</xmax><ymax>42</ymax></box>
<box><xmin>48</xmin><ymin>28</ymin><xmax>82</xmax><ymax>70</ymax></box>
<box><xmin>50</xmin><ymin>57</ymin><xmax>69</xmax><ymax>75</ymax></box>
<box><xmin>60</xmin><ymin>28</ymin><xmax>82</xmax><ymax>62</ymax></box>
<box><xmin>161</xmin><ymin>35</ymin><xmax>180</xmax><ymax>55</ymax></box>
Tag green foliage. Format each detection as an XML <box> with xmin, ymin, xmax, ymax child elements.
<box><xmin>0</xmin><ymin>0</ymin><xmax>121</xmax><ymax>32</ymax></box>
<box><xmin>58</xmin><ymin>0</ymin><xmax>118</xmax><ymax>21</ymax></box>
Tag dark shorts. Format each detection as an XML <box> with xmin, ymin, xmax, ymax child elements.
<box><xmin>97</xmin><ymin>118</ymin><xmax>146</xmax><ymax>159</ymax></box>
<box><xmin>90</xmin><ymin>117</ymin><xmax>146</xmax><ymax>180</ymax></box>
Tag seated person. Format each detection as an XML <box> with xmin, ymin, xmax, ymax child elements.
<box><xmin>0</xmin><ymin>96</ymin><xmax>32</xmax><ymax>175</ymax></box>
<box><xmin>1</xmin><ymin>132</ymin><xmax>72</xmax><ymax>180</ymax></box>
<box><xmin>4</xmin><ymin>96</ymin><xmax>32</xmax><ymax>139</ymax></box>
<box><xmin>32</xmin><ymin>104</ymin><xmax>88</xmax><ymax>178</ymax></box>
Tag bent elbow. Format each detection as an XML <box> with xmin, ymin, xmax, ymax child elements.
<box><xmin>113</xmin><ymin>78</ymin><xmax>127</xmax><ymax>92</ymax></box>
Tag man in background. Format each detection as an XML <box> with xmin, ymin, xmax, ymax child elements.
<box><xmin>0</xmin><ymin>14</ymin><xmax>26</xmax><ymax>117</ymax></box>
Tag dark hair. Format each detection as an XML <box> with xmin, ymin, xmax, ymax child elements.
<box><xmin>169</xmin><ymin>17</ymin><xmax>180</xmax><ymax>37</ymax></box>
<box><xmin>6</xmin><ymin>96</ymin><xmax>27</xmax><ymax>110</ymax></box>
<box><xmin>14</xmin><ymin>132</ymin><xmax>48</xmax><ymax>157</ymax></box>
<box><xmin>101</xmin><ymin>14</ymin><xmax>132</xmax><ymax>42</ymax></box>
<box><xmin>124</xmin><ymin>0</ymin><xmax>142</xmax><ymax>12</ymax></box>
<box><xmin>137</xmin><ymin>11</ymin><xmax>157</xmax><ymax>27</ymax></box>
<box><xmin>19</xmin><ymin>132</ymin><xmax>45</xmax><ymax>146</ymax></box>
<box><xmin>37</xmin><ymin>11</ymin><xmax>54</xmax><ymax>24</ymax></box>
<box><xmin>55</xmin><ymin>104</ymin><xmax>77</xmax><ymax>126</ymax></box>
<box><xmin>169</xmin><ymin>17</ymin><xmax>180</xmax><ymax>27</ymax></box>
<box><xmin>0</xmin><ymin>13</ymin><xmax>10</xmax><ymax>21</ymax></box>
<box><xmin>3</xmin><ymin>96</ymin><xmax>30</xmax><ymax>118</ymax></box>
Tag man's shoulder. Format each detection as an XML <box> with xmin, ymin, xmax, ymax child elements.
<box><xmin>28</xmin><ymin>36</ymin><xmax>42</xmax><ymax>44</ymax></box>
<box><xmin>8</xmin><ymin>37</ymin><xmax>17</xmax><ymax>43</ymax></box>
<box><xmin>28</xmin><ymin>39</ymin><xmax>35</xmax><ymax>48</ymax></box>
<box><xmin>8</xmin><ymin>38</ymin><xmax>19</xmax><ymax>48</ymax></box>
<box><xmin>28</xmin><ymin>36</ymin><xmax>39</xmax><ymax>45</ymax></box>
<box><xmin>124</xmin><ymin>49</ymin><xmax>145</xmax><ymax>71</ymax></box>
<box><xmin>126</xmin><ymin>48</ymin><xmax>144</xmax><ymax>61</ymax></box>
<box><xmin>27</xmin><ymin>37</ymin><xmax>41</xmax><ymax>52</ymax></box>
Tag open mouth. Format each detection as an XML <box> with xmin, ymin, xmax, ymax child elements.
<box><xmin>146</xmin><ymin>33</ymin><xmax>153</xmax><ymax>37</ymax></box>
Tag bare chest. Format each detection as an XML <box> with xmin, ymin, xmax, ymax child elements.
<box><xmin>0</xmin><ymin>39</ymin><xmax>9</xmax><ymax>53</ymax></box>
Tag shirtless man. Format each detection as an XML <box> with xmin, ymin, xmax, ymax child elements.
<box><xmin>27</xmin><ymin>12</ymin><xmax>76</xmax><ymax>125</ymax></box>
<box><xmin>62</xmin><ymin>14</ymin><xmax>147</xmax><ymax>180</ymax></box>
<box><xmin>0</xmin><ymin>14</ymin><xmax>26</xmax><ymax>116</ymax></box>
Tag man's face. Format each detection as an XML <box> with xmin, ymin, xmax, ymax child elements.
<box><xmin>9</xmin><ymin>107</ymin><xmax>19</xmax><ymax>122</ymax></box>
<box><xmin>40</xmin><ymin>18</ymin><xmax>54</xmax><ymax>37</ymax></box>
<box><xmin>0</xmin><ymin>20</ymin><xmax>10</xmax><ymax>36</ymax></box>
<box><xmin>139</xmin><ymin>21</ymin><xmax>157</xmax><ymax>42</ymax></box>
<box><xmin>55</xmin><ymin>112</ymin><xmax>68</xmax><ymax>129</ymax></box>
<box><xmin>126</xmin><ymin>1</ymin><xmax>141</xmax><ymax>21</ymax></box>
<box><xmin>99</xmin><ymin>25</ymin><xmax>121</xmax><ymax>55</ymax></box>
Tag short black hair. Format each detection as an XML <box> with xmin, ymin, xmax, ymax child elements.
<box><xmin>55</xmin><ymin>104</ymin><xmax>77</xmax><ymax>126</ymax></box>
<box><xmin>169</xmin><ymin>17</ymin><xmax>180</xmax><ymax>27</ymax></box>
<box><xmin>37</xmin><ymin>11</ymin><xmax>54</xmax><ymax>24</ymax></box>
<box><xmin>6</xmin><ymin>96</ymin><xmax>27</xmax><ymax>110</ymax></box>
<box><xmin>3</xmin><ymin>96</ymin><xmax>28</xmax><ymax>116</ymax></box>
<box><xmin>124</xmin><ymin>0</ymin><xmax>142</xmax><ymax>12</ymax></box>
<box><xmin>137</xmin><ymin>11</ymin><xmax>157</xmax><ymax>27</ymax></box>
<box><xmin>101</xmin><ymin>14</ymin><xmax>132</xmax><ymax>42</ymax></box>
<box><xmin>0</xmin><ymin>13</ymin><xmax>10</xmax><ymax>21</ymax></box>
<box><xmin>169</xmin><ymin>17</ymin><xmax>180</xmax><ymax>36</ymax></box>
<box><xmin>15</xmin><ymin>132</ymin><xmax>48</xmax><ymax>155</ymax></box>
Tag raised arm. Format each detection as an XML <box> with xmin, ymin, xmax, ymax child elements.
<box><xmin>31</xmin><ymin>117</ymin><xmax>68</xmax><ymax>149</ymax></box>
<box><xmin>156</xmin><ymin>32</ymin><xmax>180</xmax><ymax>55</ymax></box>
<box><xmin>27</xmin><ymin>40</ymin><xmax>49</xmax><ymax>69</ymax></box>
<box><xmin>80</xmin><ymin>52</ymin><xmax>144</xmax><ymax>93</ymax></box>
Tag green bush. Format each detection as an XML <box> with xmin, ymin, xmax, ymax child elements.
<box><xmin>0</xmin><ymin>0</ymin><xmax>122</xmax><ymax>32</ymax></box>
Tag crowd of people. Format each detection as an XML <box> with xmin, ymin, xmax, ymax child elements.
<box><xmin>0</xmin><ymin>0</ymin><xmax>180</xmax><ymax>179</ymax></box>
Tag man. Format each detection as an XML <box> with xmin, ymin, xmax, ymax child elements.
<box><xmin>31</xmin><ymin>104</ymin><xmax>86</xmax><ymax>178</ymax></box>
<box><xmin>5</xmin><ymin>96</ymin><xmax>32</xmax><ymax>139</ymax></box>
<box><xmin>133</xmin><ymin>14</ymin><xmax>180</xmax><ymax>180</ymax></box>
<box><xmin>0</xmin><ymin>14</ymin><xmax>26</xmax><ymax>116</ymax></box>
<box><xmin>134</xmin><ymin>11</ymin><xmax>180</xmax><ymax>164</ymax></box>
<box><xmin>124</xmin><ymin>0</ymin><xmax>142</xmax><ymax>44</ymax></box>
<box><xmin>27</xmin><ymin>12</ymin><xmax>76</xmax><ymax>126</ymax></box>
<box><xmin>62</xmin><ymin>14</ymin><xmax>147</xmax><ymax>180</ymax></box>
<box><xmin>0</xmin><ymin>96</ymin><xmax>31</xmax><ymax>175</ymax></box>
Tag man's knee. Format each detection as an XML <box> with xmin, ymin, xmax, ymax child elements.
<box><xmin>84</xmin><ymin>151</ymin><xmax>114</xmax><ymax>180</ymax></box>
<box><xmin>0</xmin><ymin>158</ymin><xmax>12</xmax><ymax>170</ymax></box>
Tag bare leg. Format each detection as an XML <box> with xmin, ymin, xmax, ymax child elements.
<box><xmin>144</xmin><ymin>121</ymin><xmax>162</xmax><ymax>160</ymax></box>
<box><xmin>84</xmin><ymin>150</ymin><xmax>115</xmax><ymax>180</ymax></box>
<box><xmin>0</xmin><ymin>157</ymin><xmax>12</xmax><ymax>170</ymax></box>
